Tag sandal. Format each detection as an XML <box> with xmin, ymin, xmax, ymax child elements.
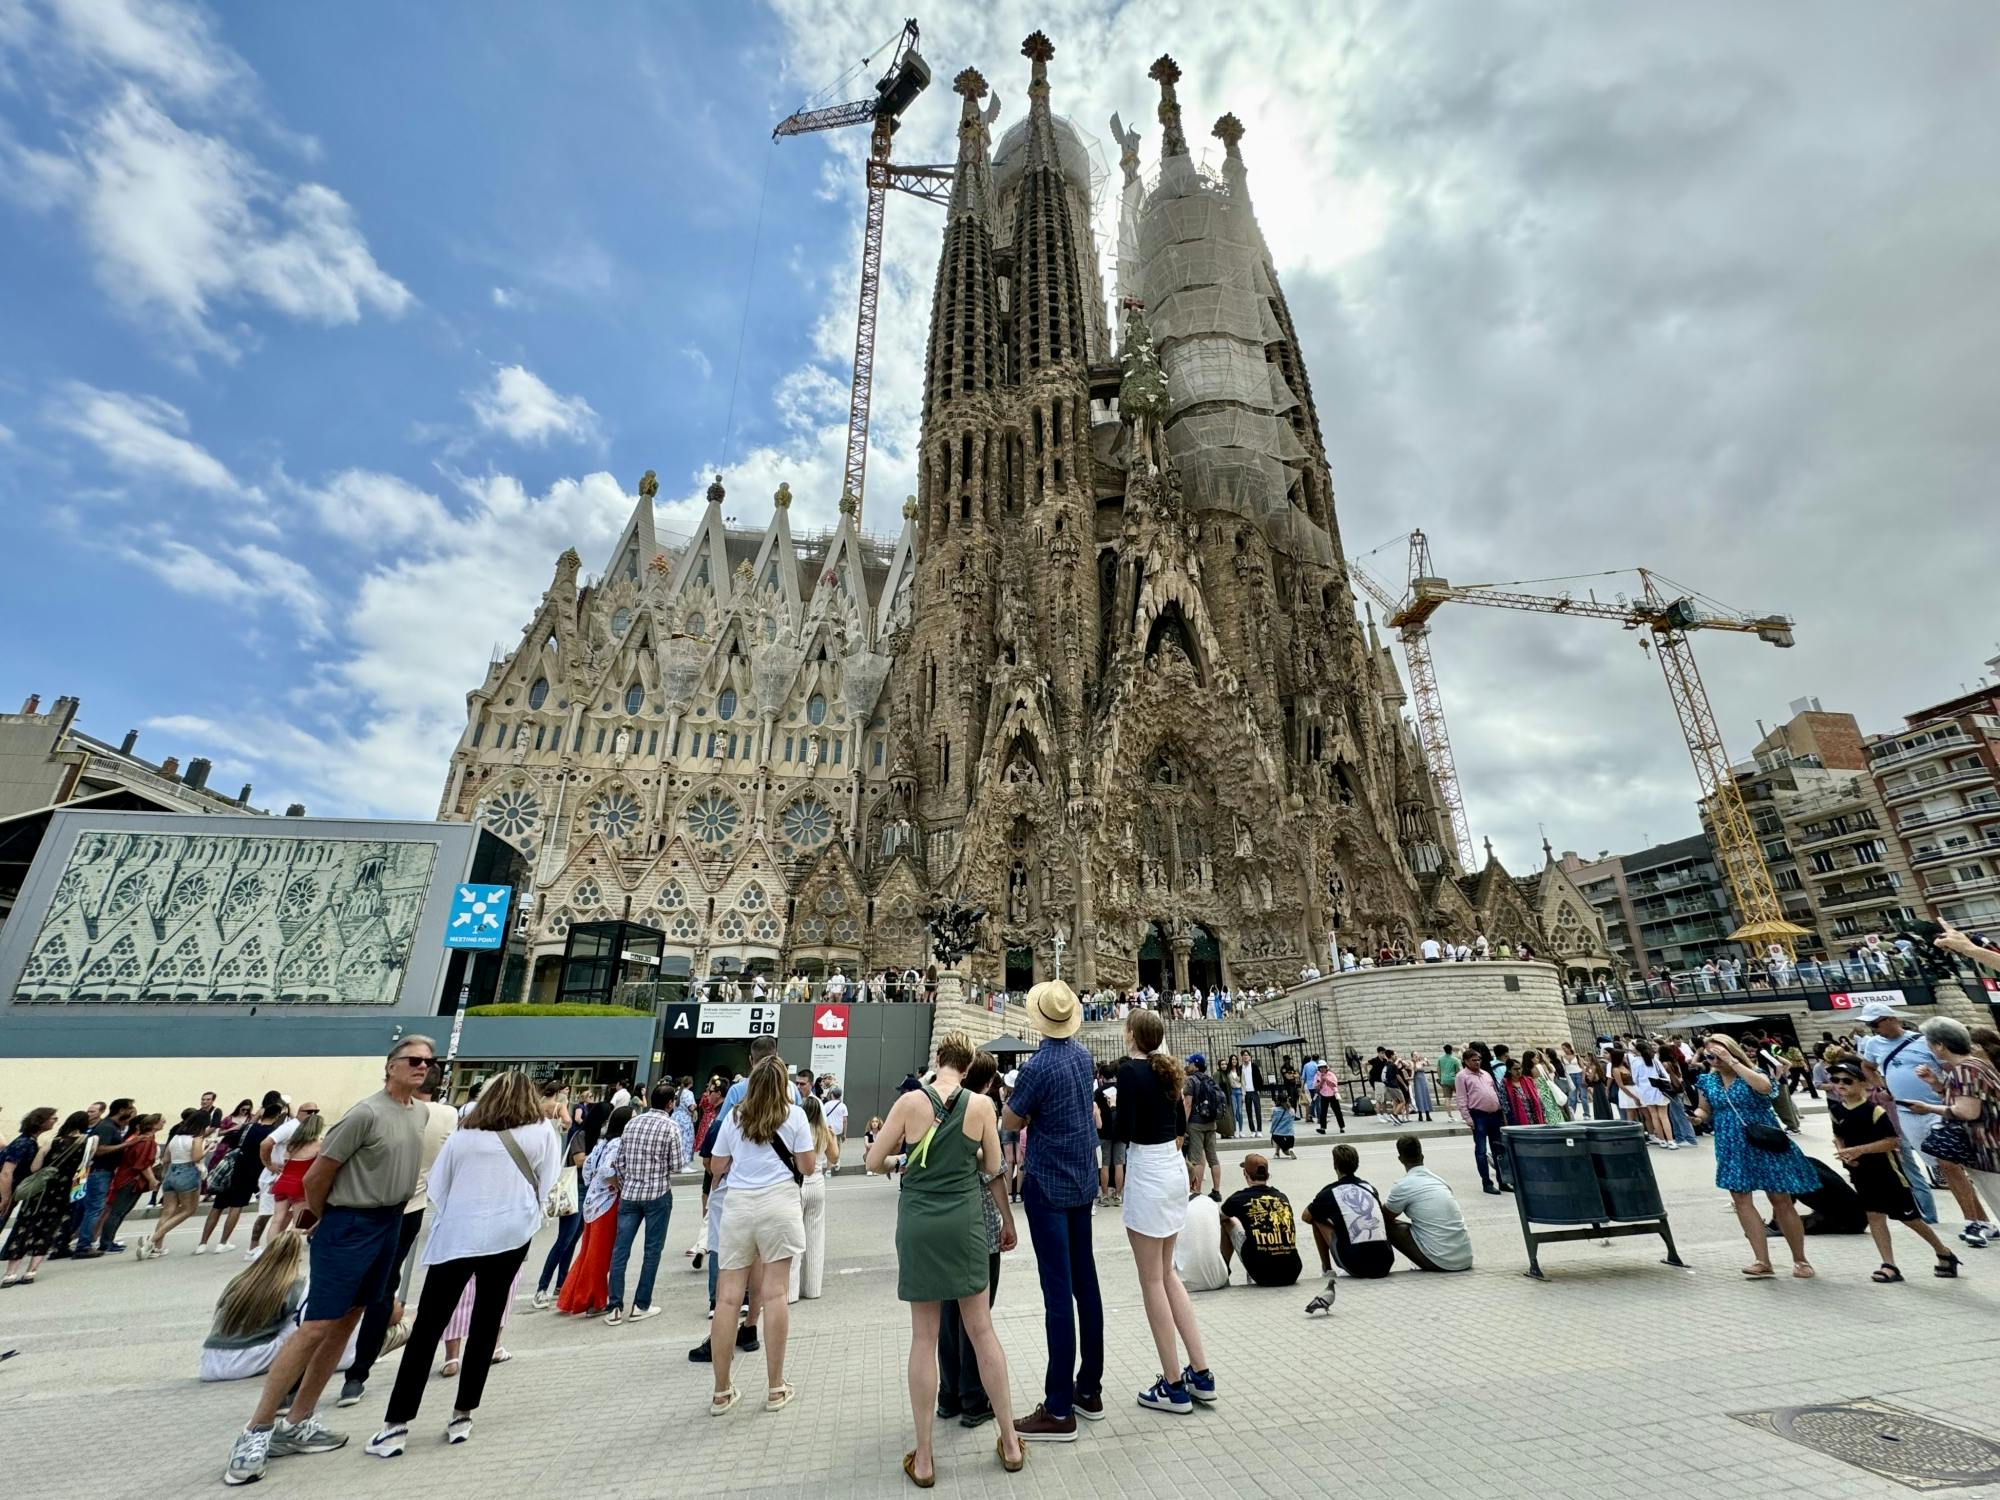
<box><xmin>902</xmin><ymin>1452</ymin><xmax>936</xmax><ymax>1489</ymax></box>
<box><xmin>996</xmin><ymin>1434</ymin><xmax>1026</xmax><ymax>1473</ymax></box>
<box><xmin>1936</xmin><ymin>1253</ymin><xmax>1963</xmax><ymax>1279</ymax></box>
<box><xmin>439</xmin><ymin>1359</ymin><xmax>461</xmax><ymax>1378</ymax></box>
<box><xmin>709</xmin><ymin>1387</ymin><xmax>740</xmax><ymax>1417</ymax></box>
<box><xmin>490</xmin><ymin>1347</ymin><xmax>512</xmax><ymax>1365</ymax></box>
<box><xmin>765</xmin><ymin>1382</ymin><xmax>795</xmax><ymax>1411</ymax></box>
<box><xmin>1740</xmin><ymin>1262</ymin><xmax>1775</xmax><ymax>1279</ymax></box>
<box><xmin>1871</xmin><ymin>1264</ymin><xmax>1904</xmax><ymax>1283</ymax></box>
<box><xmin>1792</xmin><ymin>1263</ymin><xmax>1816</xmax><ymax>1280</ymax></box>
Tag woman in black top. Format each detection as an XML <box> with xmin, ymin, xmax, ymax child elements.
<box><xmin>1093</xmin><ymin>1062</ymin><xmax>1125</xmax><ymax>1207</ymax></box>
<box><xmin>197</xmin><ymin>1091</ymin><xmax>285</xmax><ymax>1252</ymax></box>
<box><xmin>1116</xmin><ymin>1009</ymin><xmax>1214</xmax><ymax>1415</ymax></box>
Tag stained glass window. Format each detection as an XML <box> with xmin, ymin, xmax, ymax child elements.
<box><xmin>718</xmin><ymin>688</ymin><xmax>737</xmax><ymax>721</ymax></box>
<box><xmin>781</xmin><ymin>796</ymin><xmax>833</xmax><ymax>849</ymax></box>
<box><xmin>685</xmin><ymin>789</ymin><xmax>740</xmax><ymax>845</ymax></box>
<box><xmin>611</xmin><ymin>607</ymin><xmax>631</xmax><ymax>637</ymax></box>
<box><xmin>625</xmin><ymin>683</ymin><xmax>644</xmax><ymax>716</ymax></box>
<box><xmin>589</xmin><ymin>791</ymin><xmax>641</xmax><ymax>840</ymax></box>
<box><xmin>807</xmin><ymin>693</ymin><xmax>827</xmax><ymax>725</ymax></box>
<box><xmin>529</xmin><ymin>677</ymin><xmax>549</xmax><ymax>710</ymax></box>
<box><xmin>484</xmin><ymin>787</ymin><xmax>540</xmax><ymax>841</ymax></box>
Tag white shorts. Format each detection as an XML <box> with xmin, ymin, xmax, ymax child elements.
<box><xmin>718</xmin><ymin>1181</ymin><xmax>805</xmax><ymax>1270</ymax></box>
<box><xmin>257</xmin><ymin>1184</ymin><xmax>277</xmax><ymax>1217</ymax></box>
<box><xmin>1122</xmin><ymin>1141</ymin><xmax>1189</xmax><ymax>1240</ymax></box>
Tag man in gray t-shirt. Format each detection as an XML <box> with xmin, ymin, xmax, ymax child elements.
<box><xmin>224</xmin><ymin>1036</ymin><xmax>435</xmax><ymax>1486</ymax></box>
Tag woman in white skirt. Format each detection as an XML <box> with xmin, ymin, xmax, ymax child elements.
<box><xmin>1117</xmin><ymin>1009</ymin><xmax>1216</xmax><ymax>1416</ymax></box>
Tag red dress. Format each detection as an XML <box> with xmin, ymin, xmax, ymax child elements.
<box><xmin>272</xmin><ymin>1150</ymin><xmax>314</xmax><ymax>1202</ymax></box>
<box><xmin>557</xmin><ymin>1200</ymin><xmax>617</xmax><ymax>1313</ymax></box>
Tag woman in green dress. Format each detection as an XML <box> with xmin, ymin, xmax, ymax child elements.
<box><xmin>867</xmin><ymin>1030</ymin><xmax>1025</xmax><ymax>1487</ymax></box>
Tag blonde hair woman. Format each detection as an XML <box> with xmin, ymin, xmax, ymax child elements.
<box><xmin>1691</xmin><ymin>1032</ymin><xmax>1818</xmax><ymax>1278</ymax></box>
<box><xmin>365</xmin><ymin>1071</ymin><xmax>559</xmax><ymax>1456</ymax></box>
<box><xmin>200</xmin><ymin>1230</ymin><xmax>356</xmax><ymax>1381</ymax></box>
<box><xmin>867</xmin><ymin>1031</ymin><xmax>1024</xmax><ymax>1485</ymax></box>
<box><xmin>789</xmin><ymin>1095</ymin><xmax>836</xmax><ymax>1303</ymax></box>
<box><xmin>707</xmin><ymin>1055</ymin><xmax>814</xmax><ymax>1416</ymax></box>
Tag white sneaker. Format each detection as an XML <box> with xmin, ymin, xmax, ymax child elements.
<box><xmin>627</xmin><ymin>1304</ymin><xmax>661</xmax><ymax>1323</ymax></box>
<box><xmin>605</xmin><ymin>1307</ymin><xmax>624</xmax><ymax>1326</ymax></box>
<box><xmin>364</xmin><ymin>1424</ymin><xmax>407</xmax><ymax>1459</ymax></box>
<box><xmin>217</xmin><ymin>1242</ymin><xmax>235</xmax><ymax>1253</ymax></box>
<box><xmin>194</xmin><ymin>1244</ymin><xmax>209</xmax><ymax>1255</ymax></box>
<box><xmin>530</xmin><ymin>1288</ymin><xmax>552</xmax><ymax>1310</ymax></box>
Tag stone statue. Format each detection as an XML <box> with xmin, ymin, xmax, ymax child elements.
<box><xmin>611</xmin><ymin>727</ymin><xmax>630</xmax><ymax>757</ymax></box>
<box><xmin>995</xmin><ymin>580</ymin><xmax>1028</xmax><ymax>667</ymax></box>
<box><xmin>639</xmin><ymin>469</ymin><xmax>658</xmax><ymax>501</ymax></box>
<box><xmin>1235</xmin><ymin>818</ymin><xmax>1253</xmax><ymax>858</ymax></box>
<box><xmin>1259</xmin><ymin>872</ymin><xmax>1274</xmax><ymax>910</ymax></box>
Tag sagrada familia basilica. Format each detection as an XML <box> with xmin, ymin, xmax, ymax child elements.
<box><xmin>439</xmin><ymin>35</ymin><xmax>1611</xmax><ymax>1000</ymax></box>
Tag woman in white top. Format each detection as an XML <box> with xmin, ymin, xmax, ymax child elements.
<box><xmin>145</xmin><ymin>1109</ymin><xmax>211</xmax><ymax>1257</ymax></box>
<box><xmin>365</xmin><ymin>1071</ymin><xmax>558</xmax><ymax>1456</ymax></box>
<box><xmin>706</xmin><ymin>1055</ymin><xmax>814</xmax><ymax>1416</ymax></box>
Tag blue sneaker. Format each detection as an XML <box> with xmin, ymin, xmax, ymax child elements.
<box><xmin>1136</xmin><ymin>1377</ymin><xmax>1193</xmax><ymax>1415</ymax></box>
<box><xmin>1180</xmin><ymin>1365</ymin><xmax>1218</xmax><ymax>1405</ymax></box>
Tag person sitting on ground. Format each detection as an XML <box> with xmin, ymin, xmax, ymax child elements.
<box><xmin>1301</xmin><ymin>1144</ymin><xmax>1392</xmax><ymax>1282</ymax></box>
<box><xmin>1218</xmin><ymin>1155</ymin><xmax>1301</xmax><ymax>1287</ymax></box>
<box><xmin>1380</xmin><ymin>1135</ymin><xmax>1473</xmax><ymax>1273</ymax></box>
<box><xmin>201</xmin><ymin>1230</ymin><xmax>358</xmax><ymax>1382</ymax></box>
<box><xmin>1824</xmin><ymin>1059</ymin><xmax>1961</xmax><ymax>1283</ymax></box>
<box><xmin>1174</xmin><ymin>1163</ymin><xmax>1230</xmax><ymax>1292</ymax></box>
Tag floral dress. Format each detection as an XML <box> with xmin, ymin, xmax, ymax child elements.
<box><xmin>1696</xmin><ymin>1072</ymin><xmax>1816</xmax><ymax>1195</ymax></box>
<box><xmin>2</xmin><ymin>1133</ymin><xmax>87</xmax><ymax>1259</ymax></box>
<box><xmin>1939</xmin><ymin>1057</ymin><xmax>2000</xmax><ymax>1173</ymax></box>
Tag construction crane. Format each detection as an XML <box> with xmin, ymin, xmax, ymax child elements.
<box><xmin>1347</xmin><ymin>537</ymin><xmax>1478</xmax><ymax>873</ymax></box>
<box><xmin>773</xmin><ymin>18</ymin><xmax>952</xmax><ymax>520</ymax></box>
<box><xmin>1386</xmin><ymin>537</ymin><xmax>1804</xmax><ymax>952</ymax></box>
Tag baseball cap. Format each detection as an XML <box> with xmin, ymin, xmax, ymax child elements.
<box><xmin>1187</xmin><ymin>1052</ymin><xmax>1207</xmax><ymax>1069</ymax></box>
<box><xmin>1859</xmin><ymin>1001</ymin><xmax>1898</xmax><ymax>1023</ymax></box>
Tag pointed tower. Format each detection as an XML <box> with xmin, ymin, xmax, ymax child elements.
<box><xmin>1011</xmin><ymin>32</ymin><xmax>1089</xmax><ymax>381</ymax></box>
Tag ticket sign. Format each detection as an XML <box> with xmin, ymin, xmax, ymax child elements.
<box><xmin>660</xmin><ymin>1002</ymin><xmax>781</xmax><ymax>1039</ymax></box>
<box><xmin>812</xmin><ymin>1004</ymin><xmax>850</xmax><ymax>1038</ymax></box>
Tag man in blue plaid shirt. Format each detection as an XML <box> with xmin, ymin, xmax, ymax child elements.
<box><xmin>1002</xmin><ymin>980</ymin><xmax>1104</xmax><ymax>1441</ymax></box>
<box><xmin>605</xmin><ymin>1082</ymin><xmax>687</xmax><ymax>1324</ymax></box>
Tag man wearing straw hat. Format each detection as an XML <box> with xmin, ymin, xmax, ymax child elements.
<box><xmin>1002</xmin><ymin>979</ymin><xmax>1105</xmax><ymax>1442</ymax></box>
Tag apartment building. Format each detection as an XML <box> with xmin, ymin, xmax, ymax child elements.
<box><xmin>1870</xmin><ymin>677</ymin><xmax>2000</xmax><ymax>933</ymax></box>
<box><xmin>1561</xmin><ymin>833</ymin><xmax>1738</xmax><ymax>976</ymax></box>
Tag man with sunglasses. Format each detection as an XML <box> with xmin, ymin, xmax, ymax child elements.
<box><xmin>224</xmin><ymin>1035</ymin><xmax>436</xmax><ymax>1486</ymax></box>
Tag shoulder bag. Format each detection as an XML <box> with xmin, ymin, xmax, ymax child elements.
<box><xmin>496</xmin><ymin>1128</ymin><xmax>555</xmax><ymax>1208</ymax></box>
<box><xmin>1722</xmin><ymin>1083</ymin><xmax>1790</xmax><ymax>1154</ymax></box>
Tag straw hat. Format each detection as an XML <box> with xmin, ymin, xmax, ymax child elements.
<box><xmin>1025</xmin><ymin>979</ymin><xmax>1081</xmax><ymax>1039</ymax></box>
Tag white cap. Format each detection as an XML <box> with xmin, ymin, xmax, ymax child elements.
<box><xmin>1859</xmin><ymin>1001</ymin><xmax>1898</xmax><ymax>1022</ymax></box>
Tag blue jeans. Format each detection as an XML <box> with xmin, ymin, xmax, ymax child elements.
<box><xmin>72</xmin><ymin>1171</ymin><xmax>114</xmax><ymax>1250</ymax></box>
<box><xmin>1666</xmin><ymin>1097</ymin><xmax>1697</xmax><ymax>1145</ymax></box>
<box><xmin>1892</xmin><ymin>1110</ymin><xmax>1939</xmax><ymax>1225</ymax></box>
<box><xmin>608</xmin><ymin>1192</ymin><xmax>672</xmax><ymax>1311</ymax></box>
<box><xmin>537</xmin><ymin>1211</ymin><xmax>582</xmax><ymax>1294</ymax></box>
<box><xmin>1020</xmin><ymin>1177</ymin><xmax>1103</xmax><ymax>1418</ymax></box>
<box><xmin>1469</xmin><ymin>1110</ymin><xmax>1509</xmax><ymax>1189</ymax></box>
<box><xmin>1230</xmin><ymin>1088</ymin><xmax>1244</xmax><ymax>1131</ymax></box>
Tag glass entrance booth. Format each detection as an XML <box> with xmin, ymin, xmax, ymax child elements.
<box><xmin>558</xmin><ymin>920</ymin><xmax>677</xmax><ymax>1004</ymax></box>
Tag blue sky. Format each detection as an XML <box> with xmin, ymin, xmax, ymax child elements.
<box><xmin>3</xmin><ymin>1</ymin><xmax>1996</xmax><ymax>862</ymax></box>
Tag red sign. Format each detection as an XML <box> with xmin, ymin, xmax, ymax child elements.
<box><xmin>1829</xmin><ymin>993</ymin><xmax>1853</xmax><ymax>1009</ymax></box>
<box><xmin>1983</xmin><ymin>978</ymin><xmax>1999</xmax><ymax>994</ymax></box>
<box><xmin>812</xmin><ymin>1004</ymin><xmax>849</xmax><ymax>1038</ymax></box>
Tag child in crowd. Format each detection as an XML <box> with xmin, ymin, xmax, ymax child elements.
<box><xmin>1825</xmin><ymin>1060</ymin><xmax>1961</xmax><ymax>1283</ymax></box>
<box><xmin>1270</xmin><ymin>1097</ymin><xmax>1298</xmax><ymax>1159</ymax></box>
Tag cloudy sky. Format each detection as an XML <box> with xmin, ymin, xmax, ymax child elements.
<box><xmin>2</xmin><ymin>0</ymin><xmax>1995</xmax><ymax>867</ymax></box>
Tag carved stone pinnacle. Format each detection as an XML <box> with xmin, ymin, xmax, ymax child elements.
<box><xmin>953</xmin><ymin>66</ymin><xmax>988</xmax><ymax>99</ymax></box>
<box><xmin>638</xmin><ymin>468</ymin><xmax>658</xmax><ymax>501</ymax></box>
<box><xmin>773</xmin><ymin>480</ymin><xmax>792</xmax><ymax>509</ymax></box>
<box><xmin>1213</xmin><ymin>113</ymin><xmax>1244</xmax><ymax>151</ymax></box>
<box><xmin>1022</xmin><ymin>31</ymin><xmax>1054</xmax><ymax>64</ymax></box>
<box><xmin>1149</xmin><ymin>54</ymin><xmax>1180</xmax><ymax>86</ymax></box>
<box><xmin>705</xmin><ymin>473</ymin><xmax>725</xmax><ymax>505</ymax></box>
<box><xmin>902</xmin><ymin>493</ymin><xmax>919</xmax><ymax>520</ymax></box>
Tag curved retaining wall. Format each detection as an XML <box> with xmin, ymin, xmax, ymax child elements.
<box><xmin>1282</xmin><ymin>961</ymin><xmax>1575</xmax><ymax>1059</ymax></box>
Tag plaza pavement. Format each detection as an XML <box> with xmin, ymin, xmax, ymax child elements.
<box><xmin>5</xmin><ymin>1109</ymin><xmax>2000</xmax><ymax>1499</ymax></box>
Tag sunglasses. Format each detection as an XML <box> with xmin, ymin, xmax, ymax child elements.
<box><xmin>395</xmin><ymin>1055</ymin><xmax>436</xmax><ymax>1067</ymax></box>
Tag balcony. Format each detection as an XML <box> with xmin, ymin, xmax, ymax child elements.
<box><xmin>1911</xmin><ymin>831</ymin><xmax>2000</xmax><ymax>868</ymax></box>
<box><xmin>1923</xmin><ymin>871</ymin><xmax>2000</xmax><ymax>900</ymax></box>
<box><xmin>1791</xmin><ymin>819</ymin><xmax>1885</xmax><ymax>851</ymax></box>
<box><xmin>1898</xmin><ymin>798</ymin><xmax>2000</xmax><ymax>834</ymax></box>
<box><xmin>1882</xmin><ymin>766</ymin><xmax>1993</xmax><ymax>803</ymax></box>
<box><xmin>1817</xmin><ymin>883</ymin><xmax>1904</xmax><ymax>914</ymax></box>
<box><xmin>1871</xmin><ymin>733</ymin><xmax>1968</xmax><ymax>770</ymax></box>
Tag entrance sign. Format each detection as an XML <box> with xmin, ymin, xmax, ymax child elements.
<box><xmin>688</xmin><ymin>1003</ymin><xmax>781</xmax><ymax>1039</ymax></box>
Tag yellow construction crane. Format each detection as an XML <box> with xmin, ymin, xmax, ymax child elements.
<box><xmin>773</xmin><ymin>19</ymin><xmax>951</xmax><ymax>519</ymax></box>
<box><xmin>1348</xmin><ymin>535</ymin><xmax>1477</xmax><ymax>873</ymax></box>
<box><xmin>1384</xmin><ymin>534</ymin><xmax>1805</xmax><ymax>952</ymax></box>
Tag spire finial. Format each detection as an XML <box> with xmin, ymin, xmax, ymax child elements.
<box><xmin>1150</xmin><ymin>54</ymin><xmax>1188</xmax><ymax>159</ymax></box>
<box><xmin>838</xmin><ymin>489</ymin><xmax>859</xmax><ymax>517</ymax></box>
<box><xmin>1483</xmin><ymin>835</ymin><xmax>1496</xmax><ymax>863</ymax></box>
<box><xmin>1022</xmin><ymin>30</ymin><xmax>1054</xmax><ymax>67</ymax></box>
<box><xmin>902</xmin><ymin>493</ymin><xmax>918</xmax><ymax>520</ymax></box>
<box><xmin>772</xmin><ymin>481</ymin><xmax>792</xmax><ymax>510</ymax></box>
<box><xmin>1212</xmin><ymin>112</ymin><xmax>1244</xmax><ymax>160</ymax></box>
<box><xmin>705</xmin><ymin>473</ymin><xmax>725</xmax><ymax>505</ymax></box>
<box><xmin>1022</xmin><ymin>32</ymin><xmax>1058</xmax><ymax>170</ymax></box>
<box><xmin>638</xmin><ymin>468</ymin><xmax>658</xmax><ymax>501</ymax></box>
<box><xmin>953</xmin><ymin>66</ymin><xmax>988</xmax><ymax>102</ymax></box>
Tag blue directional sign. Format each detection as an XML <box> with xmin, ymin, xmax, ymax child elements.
<box><xmin>443</xmin><ymin>884</ymin><xmax>511</xmax><ymax>950</ymax></box>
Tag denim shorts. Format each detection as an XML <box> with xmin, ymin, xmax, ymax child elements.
<box><xmin>303</xmin><ymin>1205</ymin><xmax>405</xmax><ymax>1322</ymax></box>
<box><xmin>162</xmin><ymin>1164</ymin><xmax>202</xmax><ymax>1194</ymax></box>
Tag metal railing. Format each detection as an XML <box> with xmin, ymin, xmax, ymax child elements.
<box><xmin>1899</xmin><ymin>799</ymin><xmax>2000</xmax><ymax>833</ymax></box>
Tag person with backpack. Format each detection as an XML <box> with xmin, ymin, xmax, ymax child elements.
<box><xmin>3</xmin><ymin>1108</ymin><xmax>81</xmax><ymax>1285</ymax></box>
<box><xmin>199</xmin><ymin>1092</ymin><xmax>289</xmax><ymax>1255</ymax></box>
<box><xmin>1181</xmin><ymin>1055</ymin><xmax>1225</xmax><ymax>1201</ymax></box>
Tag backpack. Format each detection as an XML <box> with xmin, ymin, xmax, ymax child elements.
<box><xmin>1189</xmin><ymin>1072</ymin><xmax>1222</xmax><ymax>1125</ymax></box>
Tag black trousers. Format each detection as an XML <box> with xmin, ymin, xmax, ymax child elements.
<box><xmin>1313</xmin><ymin>1094</ymin><xmax>1345</xmax><ymax>1132</ymax></box>
<box><xmin>383</xmin><ymin>1241</ymin><xmax>529</xmax><ymax>1424</ymax></box>
<box><xmin>347</xmin><ymin>1207</ymin><xmax>425</xmax><ymax>1384</ymax></box>
<box><xmin>1244</xmin><ymin>1088</ymin><xmax>1263</xmax><ymax>1131</ymax></box>
<box><xmin>937</xmin><ymin>1252</ymin><xmax>1002</xmax><ymax>1413</ymax></box>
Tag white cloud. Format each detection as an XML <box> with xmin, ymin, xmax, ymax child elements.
<box><xmin>0</xmin><ymin>422</ymin><xmax>14</xmax><ymax>444</ymax></box>
<box><xmin>490</xmin><ymin>285</ymin><xmax>518</xmax><ymax>308</ymax></box>
<box><xmin>678</xmin><ymin>344</ymin><xmax>714</xmax><ymax>380</ymax></box>
<box><xmin>49</xmin><ymin>0</ymin><xmax>241</xmax><ymax>104</ymax></box>
<box><xmin>116</xmin><ymin>536</ymin><xmax>326</xmax><ymax>637</ymax></box>
<box><xmin>299</xmin><ymin>467</ymin><xmax>451</xmax><ymax>548</ymax></box>
<box><xmin>468</xmin><ymin>363</ymin><xmax>601</xmax><ymax>446</ymax></box>
<box><xmin>46</xmin><ymin>380</ymin><xmax>256</xmax><ymax>499</ymax></box>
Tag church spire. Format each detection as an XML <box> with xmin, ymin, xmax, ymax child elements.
<box><xmin>1022</xmin><ymin>30</ymin><xmax>1057</xmax><ymax>169</ymax></box>
<box><xmin>1011</xmin><ymin>31</ymin><xmax>1087</xmax><ymax>373</ymax></box>
<box><xmin>924</xmin><ymin>70</ymin><xmax>1002</xmax><ymax>422</ymax></box>
<box><xmin>1150</xmin><ymin>54</ymin><xmax>1188</xmax><ymax>160</ymax></box>
<box><xmin>946</xmin><ymin>67</ymin><xmax>993</xmax><ymax>225</ymax></box>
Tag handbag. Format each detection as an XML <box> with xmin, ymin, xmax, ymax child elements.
<box><xmin>1921</xmin><ymin>1118</ymin><xmax>1977</xmax><ymax>1166</ymax></box>
<box><xmin>206</xmin><ymin>1148</ymin><xmax>241</xmax><ymax>1197</ymax></box>
<box><xmin>1724</xmin><ymin>1088</ymin><xmax>1790</xmax><ymax>1154</ymax></box>
<box><xmin>547</xmin><ymin>1164</ymin><xmax>579</xmax><ymax>1218</ymax></box>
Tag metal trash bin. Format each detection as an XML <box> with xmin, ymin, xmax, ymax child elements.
<box><xmin>1580</xmin><ymin>1121</ymin><xmax>1666</xmax><ymax>1221</ymax></box>
<box><xmin>1502</xmin><ymin>1125</ymin><xmax>1607</xmax><ymax>1224</ymax></box>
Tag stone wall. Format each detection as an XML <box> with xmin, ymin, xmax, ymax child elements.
<box><xmin>1563</xmin><ymin>980</ymin><xmax>1996</xmax><ymax>1051</ymax></box>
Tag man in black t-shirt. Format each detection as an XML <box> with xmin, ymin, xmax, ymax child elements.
<box><xmin>70</xmin><ymin>1097</ymin><xmax>136</xmax><ymax>1257</ymax></box>
<box><xmin>1301</xmin><ymin>1144</ymin><xmax>1392</xmax><ymax>1280</ymax></box>
<box><xmin>1220</xmin><ymin>1154</ymin><xmax>1302</xmax><ymax>1287</ymax></box>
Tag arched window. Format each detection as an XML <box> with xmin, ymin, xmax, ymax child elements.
<box><xmin>624</xmin><ymin>682</ymin><xmax>644</xmax><ymax>716</ymax></box>
<box><xmin>611</xmin><ymin>606</ymin><xmax>631</xmax><ymax>637</ymax></box>
<box><xmin>686</xmin><ymin>612</ymin><xmax>705</xmax><ymax>637</ymax></box>
<box><xmin>718</xmin><ymin>688</ymin><xmax>737</xmax><ymax>721</ymax></box>
<box><xmin>528</xmin><ymin>677</ymin><xmax>549</xmax><ymax>710</ymax></box>
<box><xmin>807</xmin><ymin>693</ymin><xmax>827</xmax><ymax>725</ymax></box>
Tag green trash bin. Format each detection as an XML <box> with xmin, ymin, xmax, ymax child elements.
<box><xmin>1580</xmin><ymin>1121</ymin><xmax>1665</xmax><ymax>1220</ymax></box>
<box><xmin>1502</xmin><ymin>1125</ymin><xmax>1607</xmax><ymax>1224</ymax></box>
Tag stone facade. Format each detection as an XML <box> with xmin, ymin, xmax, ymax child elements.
<box><xmin>438</xmin><ymin>33</ymin><xmax>1599</xmax><ymax>999</ymax></box>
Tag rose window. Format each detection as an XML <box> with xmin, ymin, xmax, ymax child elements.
<box><xmin>685</xmin><ymin>789</ymin><xmax>741</xmax><ymax>846</ymax></box>
<box><xmin>658</xmin><ymin>880</ymin><xmax>687</xmax><ymax>910</ymax></box>
<box><xmin>589</xmin><ymin>791</ymin><xmax>641</xmax><ymax>840</ymax></box>
<box><xmin>781</xmin><ymin>796</ymin><xmax>834</xmax><ymax>849</ymax></box>
<box><xmin>484</xmin><ymin>788</ymin><xmax>541</xmax><ymax>841</ymax></box>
